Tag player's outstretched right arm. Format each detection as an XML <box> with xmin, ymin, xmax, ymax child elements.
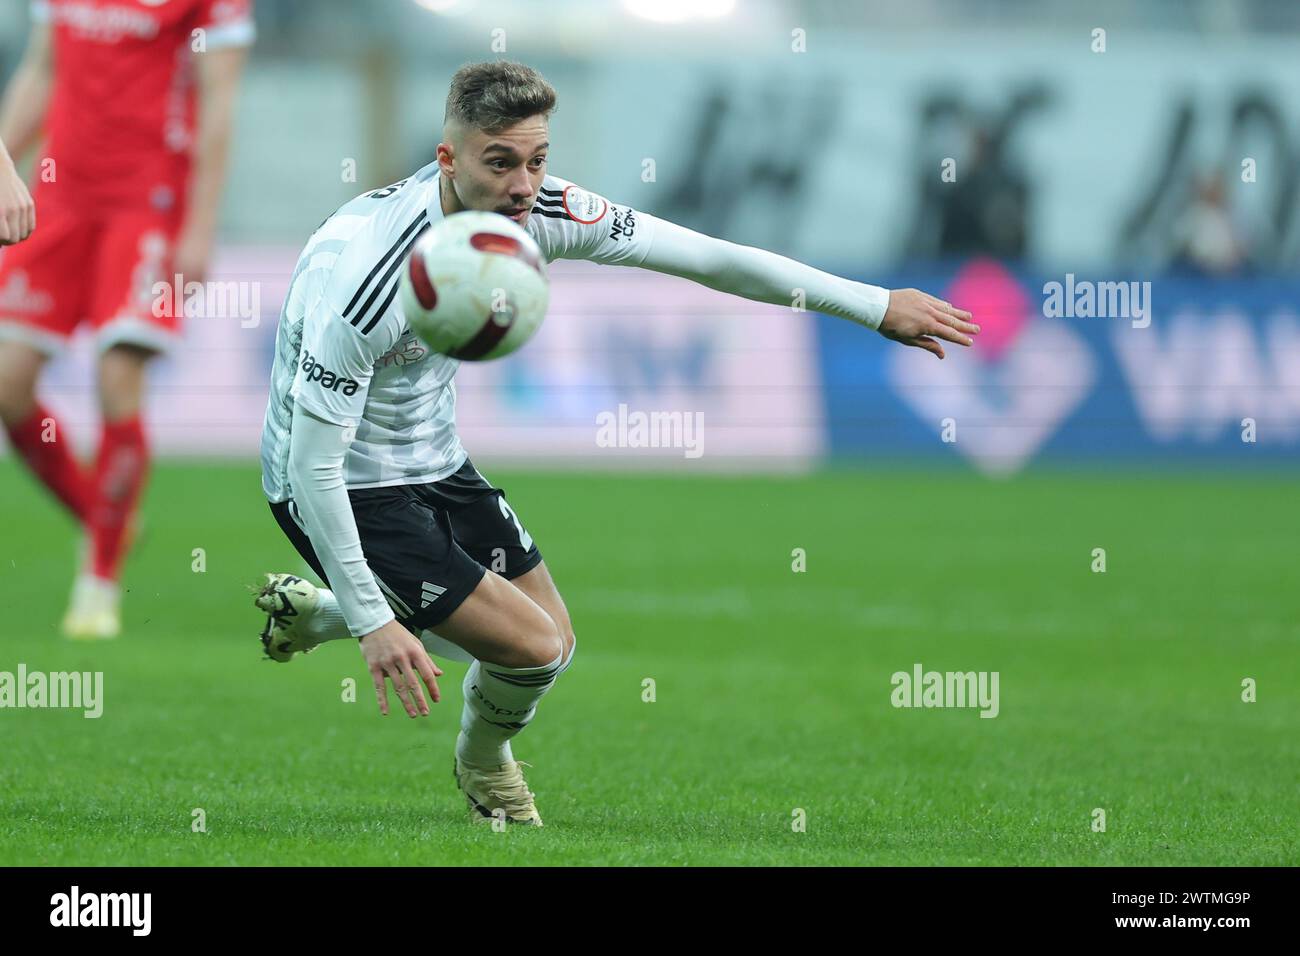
<box><xmin>286</xmin><ymin>395</ymin><xmax>442</xmax><ymax>717</ymax></box>
<box><xmin>533</xmin><ymin>176</ymin><xmax>978</xmax><ymax>360</ymax></box>
<box><xmin>637</xmin><ymin>217</ymin><xmax>979</xmax><ymax>360</ymax></box>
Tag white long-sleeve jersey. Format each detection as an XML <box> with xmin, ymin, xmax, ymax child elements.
<box><xmin>260</xmin><ymin>162</ymin><xmax>891</xmax><ymax>636</ymax></box>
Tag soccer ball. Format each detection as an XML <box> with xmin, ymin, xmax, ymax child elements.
<box><xmin>399</xmin><ymin>210</ymin><xmax>549</xmax><ymax>361</ymax></box>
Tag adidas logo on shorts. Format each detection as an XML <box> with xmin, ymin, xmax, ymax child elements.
<box><xmin>421</xmin><ymin>581</ymin><xmax>447</xmax><ymax>609</ymax></box>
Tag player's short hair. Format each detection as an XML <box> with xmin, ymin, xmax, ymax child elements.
<box><xmin>444</xmin><ymin>61</ymin><xmax>557</xmax><ymax>134</ymax></box>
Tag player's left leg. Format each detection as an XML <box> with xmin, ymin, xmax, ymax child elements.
<box><xmin>67</xmin><ymin>211</ymin><xmax>180</xmax><ymax>637</ymax></box>
<box><xmin>442</xmin><ymin>559</ymin><xmax>577</xmax><ymax>822</ymax></box>
<box><xmin>423</xmin><ymin>461</ymin><xmax>578</xmax><ymax>808</ymax></box>
<box><xmin>90</xmin><ymin>342</ymin><xmax>153</xmax><ymax>580</ymax></box>
<box><xmin>61</xmin><ymin>343</ymin><xmax>155</xmax><ymax>638</ymax></box>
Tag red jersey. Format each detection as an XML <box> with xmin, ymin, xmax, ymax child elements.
<box><xmin>32</xmin><ymin>0</ymin><xmax>255</xmax><ymax>212</ymax></box>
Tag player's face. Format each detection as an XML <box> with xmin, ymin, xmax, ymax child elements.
<box><xmin>443</xmin><ymin>116</ymin><xmax>549</xmax><ymax>228</ymax></box>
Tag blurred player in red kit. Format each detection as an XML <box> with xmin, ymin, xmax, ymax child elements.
<box><xmin>0</xmin><ymin>0</ymin><xmax>254</xmax><ymax>637</ymax></box>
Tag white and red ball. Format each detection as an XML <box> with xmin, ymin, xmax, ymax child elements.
<box><xmin>399</xmin><ymin>210</ymin><xmax>549</xmax><ymax>361</ymax></box>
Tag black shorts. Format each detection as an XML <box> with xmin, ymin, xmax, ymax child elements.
<box><xmin>268</xmin><ymin>457</ymin><xmax>542</xmax><ymax>630</ymax></box>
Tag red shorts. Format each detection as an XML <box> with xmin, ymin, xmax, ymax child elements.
<box><xmin>0</xmin><ymin>183</ymin><xmax>184</xmax><ymax>355</ymax></box>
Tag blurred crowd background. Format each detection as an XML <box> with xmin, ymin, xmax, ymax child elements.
<box><xmin>2</xmin><ymin>0</ymin><xmax>1297</xmax><ymax>474</ymax></box>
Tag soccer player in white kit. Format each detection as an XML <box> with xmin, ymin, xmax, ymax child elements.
<box><xmin>255</xmin><ymin>61</ymin><xmax>978</xmax><ymax>826</ymax></box>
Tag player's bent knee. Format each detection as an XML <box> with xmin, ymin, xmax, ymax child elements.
<box><xmin>540</xmin><ymin>602</ymin><xmax>575</xmax><ymax>667</ymax></box>
<box><xmin>517</xmin><ymin>616</ymin><xmax>563</xmax><ymax>670</ymax></box>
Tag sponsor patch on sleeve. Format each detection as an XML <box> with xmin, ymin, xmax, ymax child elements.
<box><xmin>562</xmin><ymin>185</ymin><xmax>609</xmax><ymax>225</ymax></box>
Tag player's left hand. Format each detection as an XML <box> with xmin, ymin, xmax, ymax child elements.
<box><xmin>173</xmin><ymin>224</ymin><xmax>213</xmax><ymax>286</ymax></box>
<box><xmin>878</xmin><ymin>288</ymin><xmax>978</xmax><ymax>360</ymax></box>
<box><xmin>358</xmin><ymin>618</ymin><xmax>445</xmax><ymax>718</ymax></box>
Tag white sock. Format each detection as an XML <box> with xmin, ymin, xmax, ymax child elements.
<box><xmin>303</xmin><ymin>588</ymin><xmax>351</xmax><ymax>642</ymax></box>
<box><xmin>456</xmin><ymin>639</ymin><xmax>574</xmax><ymax>767</ymax></box>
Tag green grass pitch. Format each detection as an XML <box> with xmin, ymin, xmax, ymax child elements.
<box><xmin>0</xmin><ymin>459</ymin><xmax>1296</xmax><ymax>866</ymax></box>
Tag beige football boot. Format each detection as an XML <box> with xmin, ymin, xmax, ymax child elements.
<box><xmin>255</xmin><ymin>572</ymin><xmax>322</xmax><ymax>662</ymax></box>
<box><xmin>454</xmin><ymin>756</ymin><xmax>544</xmax><ymax>827</ymax></box>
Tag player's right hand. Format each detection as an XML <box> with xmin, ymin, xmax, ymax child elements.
<box><xmin>0</xmin><ymin>158</ymin><xmax>35</xmax><ymax>246</ymax></box>
<box><xmin>358</xmin><ymin>619</ymin><xmax>444</xmax><ymax>717</ymax></box>
<box><xmin>878</xmin><ymin>288</ymin><xmax>978</xmax><ymax>360</ymax></box>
